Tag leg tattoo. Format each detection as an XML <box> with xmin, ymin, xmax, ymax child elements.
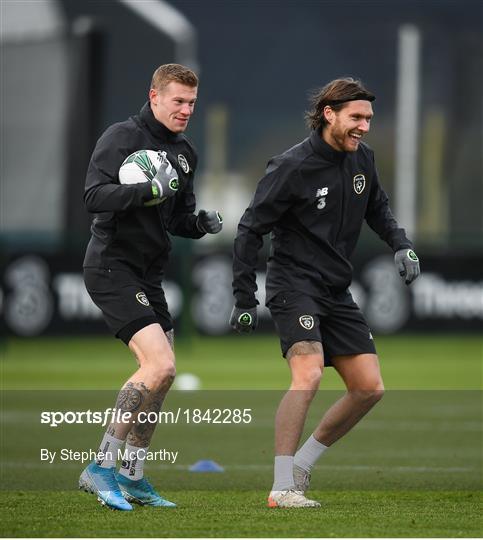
<box><xmin>116</xmin><ymin>381</ymin><xmax>150</xmax><ymax>412</ymax></box>
<box><xmin>106</xmin><ymin>381</ymin><xmax>151</xmax><ymax>440</ymax></box>
<box><xmin>287</xmin><ymin>341</ymin><xmax>322</xmax><ymax>360</ymax></box>
<box><xmin>165</xmin><ymin>329</ymin><xmax>174</xmax><ymax>351</ymax></box>
<box><xmin>126</xmin><ymin>391</ymin><xmax>165</xmax><ymax>447</ymax></box>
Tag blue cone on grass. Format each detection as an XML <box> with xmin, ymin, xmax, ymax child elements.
<box><xmin>189</xmin><ymin>460</ymin><xmax>224</xmax><ymax>472</ymax></box>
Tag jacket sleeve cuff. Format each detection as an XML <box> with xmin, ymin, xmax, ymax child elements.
<box><xmin>234</xmin><ymin>296</ymin><xmax>259</xmax><ymax>309</ymax></box>
<box><xmin>392</xmin><ymin>240</ymin><xmax>413</xmax><ymax>252</ymax></box>
<box><xmin>387</xmin><ymin>229</ymin><xmax>413</xmax><ymax>252</ymax></box>
<box><xmin>139</xmin><ymin>182</ymin><xmax>155</xmax><ymax>203</ymax></box>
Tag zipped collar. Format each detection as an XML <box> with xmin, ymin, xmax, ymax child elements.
<box><xmin>309</xmin><ymin>129</ymin><xmax>346</xmax><ymax>163</ymax></box>
<box><xmin>139</xmin><ymin>101</ymin><xmax>183</xmax><ymax>143</ymax></box>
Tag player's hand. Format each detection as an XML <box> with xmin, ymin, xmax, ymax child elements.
<box><xmin>150</xmin><ymin>154</ymin><xmax>179</xmax><ymax>201</ymax></box>
<box><xmin>196</xmin><ymin>209</ymin><xmax>223</xmax><ymax>234</ymax></box>
<box><xmin>394</xmin><ymin>248</ymin><xmax>420</xmax><ymax>285</ymax></box>
<box><xmin>229</xmin><ymin>306</ymin><xmax>257</xmax><ymax>334</ymax></box>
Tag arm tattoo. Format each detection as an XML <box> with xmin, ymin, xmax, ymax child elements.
<box><xmin>287</xmin><ymin>340</ymin><xmax>322</xmax><ymax>360</ymax></box>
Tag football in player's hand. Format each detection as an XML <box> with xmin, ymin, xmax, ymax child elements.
<box><xmin>119</xmin><ymin>149</ymin><xmax>177</xmax><ymax>206</ymax></box>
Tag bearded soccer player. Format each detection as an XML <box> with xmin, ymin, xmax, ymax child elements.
<box><xmin>230</xmin><ymin>78</ymin><xmax>420</xmax><ymax>508</ymax></box>
<box><xmin>80</xmin><ymin>64</ymin><xmax>222</xmax><ymax>510</ymax></box>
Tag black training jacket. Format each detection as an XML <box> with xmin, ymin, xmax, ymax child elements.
<box><xmin>232</xmin><ymin>130</ymin><xmax>412</xmax><ymax>308</ymax></box>
<box><xmin>83</xmin><ymin>102</ymin><xmax>204</xmax><ymax>275</ymax></box>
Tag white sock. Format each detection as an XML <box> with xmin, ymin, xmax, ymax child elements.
<box><xmin>96</xmin><ymin>432</ymin><xmax>124</xmax><ymax>469</ymax></box>
<box><xmin>294</xmin><ymin>434</ymin><xmax>328</xmax><ymax>472</ymax></box>
<box><xmin>119</xmin><ymin>443</ymin><xmax>148</xmax><ymax>481</ymax></box>
<box><xmin>271</xmin><ymin>455</ymin><xmax>295</xmax><ymax>491</ymax></box>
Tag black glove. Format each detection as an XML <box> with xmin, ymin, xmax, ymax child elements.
<box><xmin>229</xmin><ymin>306</ymin><xmax>257</xmax><ymax>334</ymax></box>
<box><xmin>196</xmin><ymin>209</ymin><xmax>223</xmax><ymax>234</ymax></box>
<box><xmin>148</xmin><ymin>153</ymin><xmax>179</xmax><ymax>205</ymax></box>
<box><xmin>394</xmin><ymin>248</ymin><xmax>420</xmax><ymax>285</ymax></box>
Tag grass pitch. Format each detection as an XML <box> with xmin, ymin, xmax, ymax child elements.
<box><xmin>1</xmin><ymin>490</ymin><xmax>480</xmax><ymax>538</ymax></box>
<box><xmin>1</xmin><ymin>333</ymin><xmax>481</xmax><ymax>537</ymax></box>
<box><xmin>3</xmin><ymin>333</ymin><xmax>481</xmax><ymax>390</ymax></box>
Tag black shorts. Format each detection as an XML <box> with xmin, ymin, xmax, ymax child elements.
<box><xmin>84</xmin><ymin>267</ymin><xmax>172</xmax><ymax>345</ymax></box>
<box><xmin>267</xmin><ymin>290</ymin><xmax>376</xmax><ymax>366</ymax></box>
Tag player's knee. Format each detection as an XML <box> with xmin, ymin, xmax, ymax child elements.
<box><xmin>305</xmin><ymin>366</ymin><xmax>322</xmax><ymax>389</ymax></box>
<box><xmin>352</xmin><ymin>385</ymin><xmax>384</xmax><ymax>407</ymax></box>
<box><xmin>367</xmin><ymin>387</ymin><xmax>384</xmax><ymax>406</ymax></box>
<box><xmin>371</xmin><ymin>377</ymin><xmax>385</xmax><ymax>401</ymax></box>
<box><xmin>143</xmin><ymin>345</ymin><xmax>176</xmax><ymax>388</ymax></box>
<box><xmin>161</xmin><ymin>363</ymin><xmax>176</xmax><ymax>388</ymax></box>
<box><xmin>149</xmin><ymin>362</ymin><xmax>176</xmax><ymax>390</ymax></box>
<box><xmin>292</xmin><ymin>365</ymin><xmax>322</xmax><ymax>391</ymax></box>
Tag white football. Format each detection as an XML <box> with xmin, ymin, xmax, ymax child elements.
<box><xmin>174</xmin><ymin>373</ymin><xmax>201</xmax><ymax>391</ymax></box>
<box><xmin>119</xmin><ymin>149</ymin><xmax>165</xmax><ymax>206</ymax></box>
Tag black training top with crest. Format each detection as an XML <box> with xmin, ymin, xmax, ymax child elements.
<box><xmin>83</xmin><ymin>102</ymin><xmax>204</xmax><ymax>276</ymax></box>
<box><xmin>232</xmin><ymin>130</ymin><xmax>412</xmax><ymax>308</ymax></box>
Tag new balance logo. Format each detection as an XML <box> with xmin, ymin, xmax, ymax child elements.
<box><xmin>316</xmin><ymin>187</ymin><xmax>328</xmax><ymax>209</ymax></box>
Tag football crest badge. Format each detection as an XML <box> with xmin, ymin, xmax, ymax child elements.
<box><xmin>353</xmin><ymin>174</ymin><xmax>366</xmax><ymax>194</ymax></box>
<box><xmin>135</xmin><ymin>292</ymin><xmax>150</xmax><ymax>306</ymax></box>
<box><xmin>299</xmin><ymin>315</ymin><xmax>314</xmax><ymax>330</ymax></box>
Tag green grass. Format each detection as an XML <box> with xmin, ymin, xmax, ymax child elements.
<box><xmin>0</xmin><ymin>334</ymin><xmax>481</xmax><ymax>537</ymax></box>
<box><xmin>1</xmin><ymin>490</ymin><xmax>481</xmax><ymax>538</ymax></box>
<box><xmin>2</xmin><ymin>334</ymin><xmax>482</xmax><ymax>390</ymax></box>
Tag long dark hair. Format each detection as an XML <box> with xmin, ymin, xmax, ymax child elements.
<box><xmin>305</xmin><ymin>78</ymin><xmax>375</xmax><ymax>131</ymax></box>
